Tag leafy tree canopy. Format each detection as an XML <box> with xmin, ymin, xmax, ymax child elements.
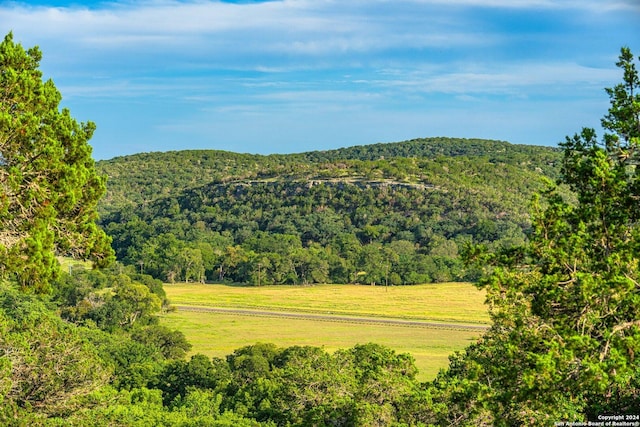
<box><xmin>435</xmin><ymin>46</ymin><xmax>640</xmax><ymax>424</ymax></box>
<box><xmin>101</xmin><ymin>147</ymin><xmax>558</xmax><ymax>285</ymax></box>
<box><xmin>0</xmin><ymin>33</ymin><xmax>114</xmax><ymax>292</ymax></box>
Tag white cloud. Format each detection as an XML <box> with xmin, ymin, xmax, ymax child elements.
<box><xmin>3</xmin><ymin>0</ymin><xmax>631</xmax><ymax>82</ymax></box>
<box><xmin>379</xmin><ymin>62</ymin><xmax>618</xmax><ymax>96</ymax></box>
<box><xmin>1</xmin><ymin>0</ymin><xmax>636</xmax><ymax>159</ymax></box>
<box><xmin>0</xmin><ymin>1</ymin><xmax>490</xmax><ymax>58</ymax></box>
<box><xmin>3</xmin><ymin>0</ymin><xmax>636</xmax><ymax>53</ymax></box>
<box><xmin>403</xmin><ymin>0</ymin><xmax>639</xmax><ymax>11</ymax></box>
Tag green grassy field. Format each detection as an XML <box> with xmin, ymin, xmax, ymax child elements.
<box><xmin>161</xmin><ymin>282</ymin><xmax>490</xmax><ymax>381</ymax></box>
<box><xmin>57</xmin><ymin>256</ymin><xmax>92</xmax><ymax>272</ymax></box>
<box><xmin>163</xmin><ymin>282</ymin><xmax>489</xmax><ymax>324</ymax></box>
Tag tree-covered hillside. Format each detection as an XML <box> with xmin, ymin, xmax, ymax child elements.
<box><xmin>98</xmin><ymin>139</ymin><xmax>562</xmax><ymax>285</ymax></box>
<box><xmin>301</xmin><ymin>138</ymin><xmax>560</xmax><ymax>176</ymax></box>
<box><xmin>96</xmin><ymin>137</ymin><xmax>560</xmax><ymax>216</ymax></box>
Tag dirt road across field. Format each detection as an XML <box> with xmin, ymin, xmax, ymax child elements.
<box><xmin>174</xmin><ymin>305</ymin><xmax>490</xmax><ymax>332</ymax></box>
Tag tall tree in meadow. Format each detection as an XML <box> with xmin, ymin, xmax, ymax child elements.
<box><xmin>0</xmin><ymin>33</ymin><xmax>114</xmax><ymax>292</ymax></box>
<box><xmin>430</xmin><ymin>47</ymin><xmax>640</xmax><ymax>425</ymax></box>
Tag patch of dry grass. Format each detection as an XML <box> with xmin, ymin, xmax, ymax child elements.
<box><xmin>160</xmin><ymin>282</ymin><xmax>489</xmax><ymax>380</ymax></box>
<box><xmin>160</xmin><ymin>309</ymin><xmax>482</xmax><ymax>381</ymax></box>
<box><xmin>164</xmin><ymin>282</ymin><xmax>489</xmax><ymax>324</ymax></box>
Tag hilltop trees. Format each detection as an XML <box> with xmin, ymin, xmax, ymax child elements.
<box><xmin>101</xmin><ymin>156</ymin><xmax>548</xmax><ymax>286</ymax></box>
<box><xmin>0</xmin><ymin>32</ymin><xmax>113</xmax><ymax>292</ymax></box>
<box><xmin>431</xmin><ymin>47</ymin><xmax>640</xmax><ymax>424</ymax></box>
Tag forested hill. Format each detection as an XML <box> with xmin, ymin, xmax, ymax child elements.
<box><xmin>96</xmin><ymin>137</ymin><xmax>560</xmax><ymax>215</ymax></box>
<box><xmin>97</xmin><ymin>137</ymin><xmax>562</xmax><ymax>285</ymax></box>
<box><xmin>299</xmin><ymin>137</ymin><xmax>560</xmax><ymax>172</ymax></box>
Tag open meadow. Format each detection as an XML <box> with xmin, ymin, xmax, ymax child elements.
<box><xmin>161</xmin><ymin>282</ymin><xmax>490</xmax><ymax>380</ymax></box>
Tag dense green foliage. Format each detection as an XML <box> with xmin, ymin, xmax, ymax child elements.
<box><xmin>2</xmin><ymin>271</ymin><xmax>431</xmax><ymax>426</ymax></box>
<box><xmin>0</xmin><ymin>285</ymin><xmax>110</xmax><ymax>421</ymax></box>
<box><xmin>97</xmin><ymin>137</ymin><xmax>560</xmax><ymax>216</ymax></box>
<box><xmin>100</xmin><ymin>142</ymin><xmax>561</xmax><ymax>285</ymax></box>
<box><xmin>1</xmin><ymin>268</ymin><xmax>263</xmax><ymax>426</ymax></box>
<box><xmin>0</xmin><ymin>33</ymin><xmax>114</xmax><ymax>292</ymax></box>
<box><xmin>427</xmin><ymin>47</ymin><xmax>640</xmax><ymax>424</ymax></box>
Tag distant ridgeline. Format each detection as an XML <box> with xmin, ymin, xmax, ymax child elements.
<box><xmin>97</xmin><ymin>137</ymin><xmax>561</xmax><ymax>285</ymax></box>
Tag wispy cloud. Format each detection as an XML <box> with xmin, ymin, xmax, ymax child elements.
<box><xmin>0</xmin><ymin>0</ymin><xmax>637</xmax><ymax>159</ymax></box>
<box><xmin>0</xmin><ymin>1</ymin><xmax>519</xmax><ymax>58</ymax></box>
<box><xmin>378</xmin><ymin>62</ymin><xmax>617</xmax><ymax>97</ymax></box>
<box><xmin>404</xmin><ymin>0</ymin><xmax>639</xmax><ymax>11</ymax></box>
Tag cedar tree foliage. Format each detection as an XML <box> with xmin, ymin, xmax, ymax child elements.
<box><xmin>0</xmin><ymin>33</ymin><xmax>114</xmax><ymax>292</ymax></box>
<box><xmin>441</xmin><ymin>47</ymin><xmax>640</xmax><ymax>424</ymax></box>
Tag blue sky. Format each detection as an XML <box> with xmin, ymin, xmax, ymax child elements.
<box><xmin>1</xmin><ymin>0</ymin><xmax>639</xmax><ymax>160</ymax></box>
